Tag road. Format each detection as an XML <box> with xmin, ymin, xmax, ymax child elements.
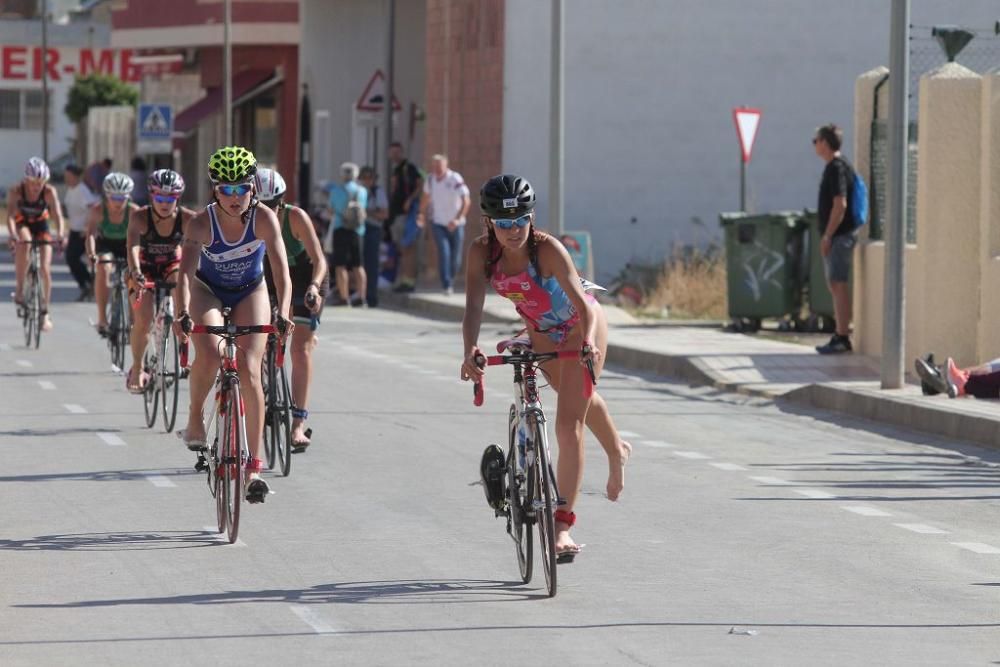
<box><xmin>1</xmin><ymin>262</ymin><xmax>998</xmax><ymax>666</ymax></box>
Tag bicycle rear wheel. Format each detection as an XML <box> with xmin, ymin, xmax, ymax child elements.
<box><xmin>160</xmin><ymin>326</ymin><xmax>180</xmax><ymax>433</ymax></box>
<box><xmin>142</xmin><ymin>343</ymin><xmax>159</xmax><ymax>428</ymax></box>
<box><xmin>223</xmin><ymin>384</ymin><xmax>244</xmax><ymax>544</ymax></box>
<box><xmin>533</xmin><ymin>422</ymin><xmax>557</xmax><ymax>598</ymax></box>
<box><xmin>275</xmin><ymin>361</ymin><xmax>292</xmax><ymax>477</ymax></box>
<box><xmin>507</xmin><ymin>406</ymin><xmax>532</xmax><ymax>584</ymax></box>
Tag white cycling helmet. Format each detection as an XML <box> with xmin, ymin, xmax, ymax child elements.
<box><xmin>148</xmin><ymin>168</ymin><xmax>185</xmax><ymax>195</ymax></box>
<box><xmin>254</xmin><ymin>167</ymin><xmax>287</xmax><ymax>201</ymax></box>
<box><xmin>24</xmin><ymin>157</ymin><xmax>50</xmax><ymax>181</ymax></box>
<box><xmin>103</xmin><ymin>172</ymin><xmax>135</xmax><ymax>197</ymax></box>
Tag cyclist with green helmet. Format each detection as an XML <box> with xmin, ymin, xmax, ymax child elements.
<box><xmin>86</xmin><ymin>172</ymin><xmax>139</xmax><ymax>338</ymax></box>
<box><xmin>173</xmin><ymin>146</ymin><xmax>293</xmax><ymax>504</ymax></box>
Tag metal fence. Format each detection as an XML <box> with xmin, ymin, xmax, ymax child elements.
<box><xmin>867</xmin><ymin>26</ymin><xmax>1000</xmax><ymax>241</ymax></box>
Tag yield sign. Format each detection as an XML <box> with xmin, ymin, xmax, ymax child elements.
<box><xmin>732</xmin><ymin>107</ymin><xmax>762</xmax><ymax>163</ymax></box>
<box><xmin>356</xmin><ymin>69</ymin><xmax>402</xmax><ymax>112</ymax></box>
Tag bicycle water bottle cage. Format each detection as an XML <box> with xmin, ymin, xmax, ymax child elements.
<box><xmin>497</xmin><ymin>337</ymin><xmax>532</xmax><ymax>354</ymax></box>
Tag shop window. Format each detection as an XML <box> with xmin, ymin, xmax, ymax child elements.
<box><xmin>0</xmin><ymin>89</ymin><xmax>50</xmax><ymax>130</ymax></box>
<box><xmin>0</xmin><ymin>90</ymin><xmax>19</xmax><ymax>129</ymax></box>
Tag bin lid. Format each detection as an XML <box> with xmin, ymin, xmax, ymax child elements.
<box><xmin>719</xmin><ymin>211</ymin><xmax>800</xmax><ymax>227</ymax></box>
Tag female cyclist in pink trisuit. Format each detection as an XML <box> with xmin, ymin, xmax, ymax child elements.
<box><xmin>461</xmin><ymin>174</ymin><xmax>631</xmax><ymax>560</ymax></box>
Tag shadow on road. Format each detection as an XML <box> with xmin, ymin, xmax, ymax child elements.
<box><xmin>0</xmin><ymin>530</ymin><xmax>220</xmax><ymax>552</ymax></box>
<box><xmin>0</xmin><ymin>467</ymin><xmax>197</xmax><ymax>484</ymax></box>
<box><xmin>14</xmin><ymin>578</ymin><xmax>545</xmax><ymax>608</ymax></box>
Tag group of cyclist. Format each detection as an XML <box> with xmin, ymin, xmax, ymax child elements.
<box><xmin>7</xmin><ymin>148</ymin><xmax>630</xmax><ymax>557</ymax></box>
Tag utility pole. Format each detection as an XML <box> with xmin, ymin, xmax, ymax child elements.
<box><xmin>882</xmin><ymin>0</ymin><xmax>909</xmax><ymax>389</ymax></box>
<box><xmin>40</xmin><ymin>0</ymin><xmax>49</xmax><ymax>161</ymax></box>
<box><xmin>223</xmin><ymin>0</ymin><xmax>233</xmax><ymax>145</ymax></box>
<box><xmin>549</xmin><ymin>0</ymin><xmax>564</xmax><ymax>235</ymax></box>
<box><xmin>383</xmin><ymin>0</ymin><xmax>395</xmax><ymax>194</ymax></box>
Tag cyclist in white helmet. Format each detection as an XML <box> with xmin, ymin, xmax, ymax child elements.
<box><xmin>7</xmin><ymin>157</ymin><xmax>66</xmax><ymax>331</ymax></box>
<box><xmin>124</xmin><ymin>169</ymin><xmax>196</xmax><ymax>393</ymax></box>
<box><xmin>85</xmin><ymin>172</ymin><xmax>139</xmax><ymax>338</ymax></box>
<box><xmin>257</xmin><ymin>167</ymin><xmax>327</xmax><ymax>451</ymax></box>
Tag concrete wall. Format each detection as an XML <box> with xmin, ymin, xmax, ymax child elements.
<box><xmin>300</xmin><ymin>0</ymin><xmax>426</xmax><ymax>191</ymax></box>
<box><xmin>502</xmin><ymin>0</ymin><xmax>1000</xmax><ymax>282</ymax></box>
<box><xmin>856</xmin><ymin>64</ymin><xmax>991</xmax><ymax>368</ymax></box>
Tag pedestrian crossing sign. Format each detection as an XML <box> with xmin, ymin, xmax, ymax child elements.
<box><xmin>137</xmin><ymin>103</ymin><xmax>173</xmax><ymax>154</ymax></box>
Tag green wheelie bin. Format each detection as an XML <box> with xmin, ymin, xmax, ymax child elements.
<box><xmin>720</xmin><ymin>212</ymin><xmax>806</xmax><ymax>332</ymax></box>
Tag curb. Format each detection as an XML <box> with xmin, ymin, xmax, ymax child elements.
<box><xmin>383</xmin><ymin>294</ymin><xmax>1000</xmax><ymax>453</ymax></box>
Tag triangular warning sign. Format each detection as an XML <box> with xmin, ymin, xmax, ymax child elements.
<box><xmin>143</xmin><ymin>107</ymin><xmax>168</xmax><ymax>133</ymax></box>
<box><xmin>732</xmin><ymin>107</ymin><xmax>761</xmax><ymax>163</ymax></box>
<box><xmin>356</xmin><ymin>69</ymin><xmax>402</xmax><ymax>112</ymax></box>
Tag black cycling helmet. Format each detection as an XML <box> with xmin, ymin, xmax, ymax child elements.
<box><xmin>479</xmin><ymin>174</ymin><xmax>536</xmax><ymax>218</ymax></box>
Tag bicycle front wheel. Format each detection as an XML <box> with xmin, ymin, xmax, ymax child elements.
<box><xmin>29</xmin><ymin>270</ymin><xmax>41</xmax><ymax>349</ymax></box>
<box><xmin>223</xmin><ymin>384</ymin><xmax>244</xmax><ymax>544</ymax></box>
<box><xmin>160</xmin><ymin>327</ymin><xmax>180</xmax><ymax>433</ymax></box>
<box><xmin>142</xmin><ymin>343</ymin><xmax>159</xmax><ymax>428</ymax></box>
<box><xmin>275</xmin><ymin>361</ymin><xmax>292</xmax><ymax>477</ymax></box>
<box><xmin>116</xmin><ymin>286</ymin><xmax>130</xmax><ymax>371</ymax></box>
<box><xmin>532</xmin><ymin>422</ymin><xmax>557</xmax><ymax>598</ymax></box>
<box><xmin>508</xmin><ymin>406</ymin><xmax>532</xmax><ymax>584</ymax></box>
<box><xmin>263</xmin><ymin>344</ymin><xmax>277</xmax><ymax>470</ymax></box>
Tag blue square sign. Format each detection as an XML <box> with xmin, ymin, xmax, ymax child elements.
<box><xmin>137</xmin><ymin>103</ymin><xmax>173</xmax><ymax>153</ymax></box>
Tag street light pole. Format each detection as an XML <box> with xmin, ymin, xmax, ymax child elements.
<box><xmin>882</xmin><ymin>0</ymin><xmax>909</xmax><ymax>389</ymax></box>
<box><xmin>549</xmin><ymin>0</ymin><xmax>564</xmax><ymax>236</ymax></box>
<box><xmin>383</xmin><ymin>0</ymin><xmax>395</xmax><ymax>193</ymax></box>
<box><xmin>40</xmin><ymin>0</ymin><xmax>49</xmax><ymax>161</ymax></box>
<box><xmin>223</xmin><ymin>0</ymin><xmax>232</xmax><ymax>145</ymax></box>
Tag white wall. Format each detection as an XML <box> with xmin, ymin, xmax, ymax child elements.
<box><xmin>300</xmin><ymin>0</ymin><xmax>426</xmax><ymax>189</ymax></box>
<box><xmin>504</xmin><ymin>0</ymin><xmax>1000</xmax><ymax>281</ymax></box>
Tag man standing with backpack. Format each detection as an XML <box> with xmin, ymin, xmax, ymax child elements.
<box><xmin>813</xmin><ymin>123</ymin><xmax>862</xmax><ymax>355</ymax></box>
<box><xmin>324</xmin><ymin>162</ymin><xmax>369</xmax><ymax>307</ymax></box>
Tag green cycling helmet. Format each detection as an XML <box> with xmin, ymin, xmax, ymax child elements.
<box><xmin>208</xmin><ymin>145</ymin><xmax>257</xmax><ymax>184</ymax></box>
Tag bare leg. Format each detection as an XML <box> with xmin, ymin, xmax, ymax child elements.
<box><xmin>290</xmin><ymin>323</ymin><xmax>316</xmax><ymax>443</ymax></box>
<box><xmin>94</xmin><ymin>260</ymin><xmax>111</xmax><ymax>328</ymax></box>
<box><xmin>232</xmin><ymin>284</ymin><xmax>269</xmax><ymax>465</ymax></box>
<box><xmin>39</xmin><ymin>244</ymin><xmax>53</xmax><ymax>328</ymax></box>
<box><xmin>353</xmin><ymin>266</ymin><xmax>367</xmax><ymax>303</ymax></box>
<box><xmin>830</xmin><ymin>281</ymin><xmax>852</xmax><ymax>337</ymax></box>
<box><xmin>182</xmin><ymin>282</ymin><xmax>223</xmax><ymax>443</ymax></box>
<box><xmin>128</xmin><ymin>291</ymin><xmax>153</xmax><ymax>391</ymax></box>
<box><xmin>336</xmin><ymin>266</ymin><xmax>350</xmax><ymax>302</ymax></box>
<box><xmin>13</xmin><ymin>228</ymin><xmax>30</xmax><ymax>300</ymax></box>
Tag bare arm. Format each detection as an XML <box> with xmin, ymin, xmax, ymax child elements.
<box><xmin>173</xmin><ymin>209</ymin><xmax>212</xmax><ymax>327</ymax></box>
<box><xmin>538</xmin><ymin>237</ymin><xmax>596</xmax><ymax>347</ymax></box>
<box><xmin>45</xmin><ymin>185</ymin><xmax>65</xmax><ymax>240</ymax></box>
<box><xmin>84</xmin><ymin>205</ymin><xmax>100</xmax><ymax>258</ymax></box>
<box><xmin>126</xmin><ymin>207</ymin><xmax>148</xmax><ymax>279</ymax></box>
<box><xmin>457</xmin><ymin>193</ymin><xmax>470</xmax><ymax>221</ymax></box>
<box><xmin>289</xmin><ymin>205</ymin><xmax>328</xmax><ymax>291</ymax></box>
<box><xmin>7</xmin><ymin>185</ymin><xmax>19</xmax><ymax>239</ymax></box>
<box><xmin>256</xmin><ymin>204</ymin><xmax>292</xmax><ymax>322</ymax></box>
<box><xmin>461</xmin><ymin>239</ymin><xmax>490</xmax><ymax>380</ymax></box>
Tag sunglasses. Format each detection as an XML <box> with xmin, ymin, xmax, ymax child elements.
<box><xmin>492</xmin><ymin>214</ymin><xmax>531</xmax><ymax>230</ymax></box>
<box><xmin>152</xmin><ymin>193</ymin><xmax>180</xmax><ymax>204</ymax></box>
<box><xmin>107</xmin><ymin>194</ymin><xmax>129</xmax><ymax>202</ymax></box>
<box><xmin>216</xmin><ymin>183</ymin><xmax>253</xmax><ymax>197</ymax></box>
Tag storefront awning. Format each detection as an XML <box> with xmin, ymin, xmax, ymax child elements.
<box><xmin>174</xmin><ymin>69</ymin><xmax>281</xmax><ymax>135</ymax></box>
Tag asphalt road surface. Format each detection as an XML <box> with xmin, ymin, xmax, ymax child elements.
<box><xmin>1</xmin><ymin>261</ymin><xmax>998</xmax><ymax>666</ymax></box>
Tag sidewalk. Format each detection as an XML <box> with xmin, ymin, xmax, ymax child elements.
<box><xmin>383</xmin><ymin>290</ymin><xmax>1000</xmax><ymax>453</ymax></box>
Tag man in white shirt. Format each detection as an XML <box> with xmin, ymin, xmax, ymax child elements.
<box><xmin>63</xmin><ymin>164</ymin><xmax>100</xmax><ymax>301</ymax></box>
<box><xmin>417</xmin><ymin>154</ymin><xmax>470</xmax><ymax>295</ymax></box>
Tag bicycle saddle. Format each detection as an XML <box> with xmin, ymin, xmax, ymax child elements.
<box><xmin>496</xmin><ymin>337</ymin><xmax>532</xmax><ymax>354</ymax></box>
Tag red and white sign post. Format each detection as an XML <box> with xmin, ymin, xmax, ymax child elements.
<box><xmin>732</xmin><ymin>107</ymin><xmax>762</xmax><ymax>212</ymax></box>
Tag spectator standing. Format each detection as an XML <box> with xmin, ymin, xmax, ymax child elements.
<box><xmin>387</xmin><ymin>141</ymin><xmax>423</xmax><ymax>292</ymax></box>
<box><xmin>359</xmin><ymin>166</ymin><xmax>388</xmax><ymax>307</ymax></box>
<box><xmin>418</xmin><ymin>154</ymin><xmax>470</xmax><ymax>295</ymax></box>
<box><xmin>63</xmin><ymin>164</ymin><xmax>100</xmax><ymax>301</ymax></box>
<box><xmin>128</xmin><ymin>156</ymin><xmax>149</xmax><ymax>206</ymax></box>
<box><xmin>813</xmin><ymin>123</ymin><xmax>857</xmax><ymax>355</ymax></box>
<box><xmin>83</xmin><ymin>157</ymin><xmax>112</xmax><ymax>194</ymax></box>
<box><xmin>324</xmin><ymin>162</ymin><xmax>369</xmax><ymax>307</ymax></box>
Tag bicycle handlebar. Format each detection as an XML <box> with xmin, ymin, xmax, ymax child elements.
<box><xmin>472</xmin><ymin>348</ymin><xmax>596</xmax><ymax>406</ymax></box>
<box><xmin>179</xmin><ymin>323</ymin><xmax>283</xmax><ymax>369</ymax></box>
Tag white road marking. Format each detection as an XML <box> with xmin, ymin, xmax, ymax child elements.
<box><xmin>144</xmin><ymin>475</ymin><xmax>176</xmax><ymax>488</ymax></box>
<box><xmin>289</xmin><ymin>604</ymin><xmax>337</xmax><ymax>634</ymax></box>
<box><xmin>97</xmin><ymin>432</ymin><xmax>127</xmax><ymax>447</ymax></box>
<box><xmin>63</xmin><ymin>403</ymin><xmax>87</xmax><ymax>414</ymax></box>
<box><xmin>203</xmin><ymin>526</ymin><xmax>247</xmax><ymax>547</ymax></box>
<box><xmin>841</xmin><ymin>505</ymin><xmax>892</xmax><ymax>517</ymax></box>
<box><xmin>673</xmin><ymin>451</ymin><xmax>710</xmax><ymax>460</ymax></box>
<box><xmin>794</xmin><ymin>489</ymin><xmax>836</xmax><ymax>499</ymax></box>
<box><xmin>748</xmin><ymin>476</ymin><xmax>792</xmax><ymax>485</ymax></box>
<box><xmin>38</xmin><ymin>380</ymin><xmax>56</xmax><ymax>390</ymax></box>
<box><xmin>15</xmin><ymin>359</ymin><xmax>32</xmax><ymax>367</ymax></box>
<box><xmin>894</xmin><ymin>523</ymin><xmax>948</xmax><ymax>535</ymax></box>
<box><xmin>618</xmin><ymin>430</ymin><xmax>641</xmax><ymax>438</ymax></box>
<box><xmin>639</xmin><ymin>440</ymin><xmax>673</xmax><ymax>449</ymax></box>
<box><xmin>951</xmin><ymin>542</ymin><xmax>1000</xmax><ymax>554</ymax></box>
<box><xmin>709</xmin><ymin>462</ymin><xmax>746</xmax><ymax>471</ymax></box>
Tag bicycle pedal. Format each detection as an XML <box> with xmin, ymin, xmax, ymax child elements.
<box><xmin>194</xmin><ymin>455</ymin><xmax>208</xmax><ymax>472</ymax></box>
